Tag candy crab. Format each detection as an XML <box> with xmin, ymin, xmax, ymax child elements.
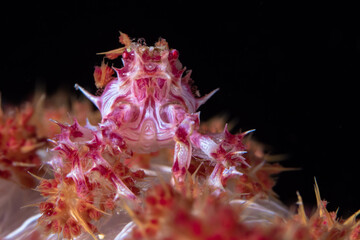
<box><xmin>75</xmin><ymin>33</ymin><xmax>249</xmax><ymax>190</ymax></box>
<box><xmin>30</xmin><ymin>33</ymin><xmax>255</xmax><ymax>239</ymax></box>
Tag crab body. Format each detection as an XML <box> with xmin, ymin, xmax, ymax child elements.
<box><xmin>76</xmin><ymin>39</ymin><xmax>217</xmax><ymax>154</ymax></box>
<box><xmin>73</xmin><ymin>34</ymin><xmax>248</xmax><ymax>199</ymax></box>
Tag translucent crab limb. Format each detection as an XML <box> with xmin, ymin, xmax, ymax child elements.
<box><xmin>172</xmin><ymin>114</ymin><xmax>198</xmax><ymax>182</ymax></box>
<box><xmin>172</xmin><ymin>113</ymin><xmax>248</xmax><ymax>187</ymax></box>
<box><xmin>208</xmin><ymin>163</ymin><xmax>226</xmax><ymax>190</ymax></box>
<box><xmin>189</xmin><ymin>128</ymin><xmax>246</xmax><ymax>165</ymax></box>
<box><xmin>208</xmin><ymin>164</ymin><xmax>245</xmax><ymax>192</ymax></box>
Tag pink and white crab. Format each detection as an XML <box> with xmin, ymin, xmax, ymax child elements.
<box><xmin>7</xmin><ymin>33</ymin><xmax>269</xmax><ymax>239</ymax></box>
<box><xmin>71</xmin><ymin>33</ymin><xmax>249</xmax><ymax>199</ymax></box>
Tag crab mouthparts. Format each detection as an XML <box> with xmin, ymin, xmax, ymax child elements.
<box><xmin>140</xmin><ymin>119</ymin><xmax>157</xmax><ymax>139</ymax></box>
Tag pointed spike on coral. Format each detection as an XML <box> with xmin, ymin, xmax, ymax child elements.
<box><xmin>249</xmin><ymin>161</ymin><xmax>267</xmax><ymax>175</ymax></box>
<box><xmin>74</xmin><ymin>84</ymin><xmax>101</xmax><ymax>109</ymax></box>
<box><xmin>231</xmin><ymin>150</ymin><xmax>248</xmax><ymax>155</ymax></box>
<box><xmin>20</xmin><ymin>142</ymin><xmax>45</xmax><ymax>154</ymax></box>
<box><xmin>314</xmin><ymin>177</ymin><xmax>322</xmax><ymax>211</ymax></box>
<box><xmin>27</xmin><ymin>171</ymin><xmax>46</xmax><ymax>181</ymax></box>
<box><xmin>191</xmin><ymin>162</ymin><xmax>204</xmax><ymax>183</ymax></box>
<box><xmin>70</xmin><ymin>210</ymin><xmax>98</xmax><ymax>240</ymax></box>
<box><xmin>85</xmin><ymin>202</ymin><xmax>111</xmax><ymax>216</ymax></box>
<box><xmin>241</xmin><ymin>129</ymin><xmax>256</xmax><ymax>136</ymax></box>
<box><xmin>344</xmin><ymin>209</ymin><xmax>360</xmax><ymax>226</ymax></box>
<box><xmin>223</xmin><ymin>124</ymin><xmax>234</xmax><ymax>138</ymax></box>
<box><xmin>241</xmin><ymin>158</ymin><xmax>251</xmax><ymax>168</ymax></box>
<box><xmin>34</xmin><ymin>93</ymin><xmax>46</xmax><ymax>115</ymax></box>
<box><xmin>196</xmin><ymin>88</ymin><xmax>219</xmax><ymax>109</ymax></box>
<box><xmin>12</xmin><ymin>161</ymin><xmax>39</xmax><ymax>167</ymax></box>
<box><xmin>70</xmin><ymin>117</ymin><xmax>81</xmax><ymax>127</ymax></box>
<box><xmin>313</xmin><ymin>178</ymin><xmax>334</xmax><ymax>227</ymax></box>
<box><xmin>49</xmin><ymin>118</ymin><xmax>68</xmax><ymax>129</ymax></box>
<box><xmin>223</xmin><ymin>123</ymin><xmax>230</xmax><ymax>135</ymax></box>
<box><xmin>296</xmin><ymin>191</ymin><xmax>308</xmax><ymax>224</ymax></box>
<box><xmin>121</xmin><ymin>201</ymin><xmax>145</xmax><ymax>233</ymax></box>
<box><xmin>21</xmin><ymin>203</ymin><xmax>41</xmax><ymax>209</ymax></box>
<box><xmin>47</xmin><ymin>138</ymin><xmax>58</xmax><ymax>145</ymax></box>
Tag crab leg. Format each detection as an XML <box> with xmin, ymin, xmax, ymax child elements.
<box><xmin>172</xmin><ymin>113</ymin><xmax>248</xmax><ymax>186</ymax></box>
<box><xmin>172</xmin><ymin>113</ymin><xmax>219</xmax><ymax>180</ymax></box>
<box><xmin>172</xmin><ymin>114</ymin><xmax>197</xmax><ymax>182</ymax></box>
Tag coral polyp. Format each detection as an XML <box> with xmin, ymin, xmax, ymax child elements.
<box><xmin>0</xmin><ymin>103</ymin><xmax>44</xmax><ymax>187</ymax></box>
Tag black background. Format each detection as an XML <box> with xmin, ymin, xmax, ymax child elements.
<box><xmin>1</xmin><ymin>1</ymin><xmax>359</xmax><ymax>217</ymax></box>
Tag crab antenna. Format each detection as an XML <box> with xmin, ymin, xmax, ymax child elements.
<box><xmin>74</xmin><ymin>84</ymin><xmax>100</xmax><ymax>109</ymax></box>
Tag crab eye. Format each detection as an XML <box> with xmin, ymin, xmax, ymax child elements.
<box><xmin>169</xmin><ymin>49</ymin><xmax>179</xmax><ymax>60</ymax></box>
